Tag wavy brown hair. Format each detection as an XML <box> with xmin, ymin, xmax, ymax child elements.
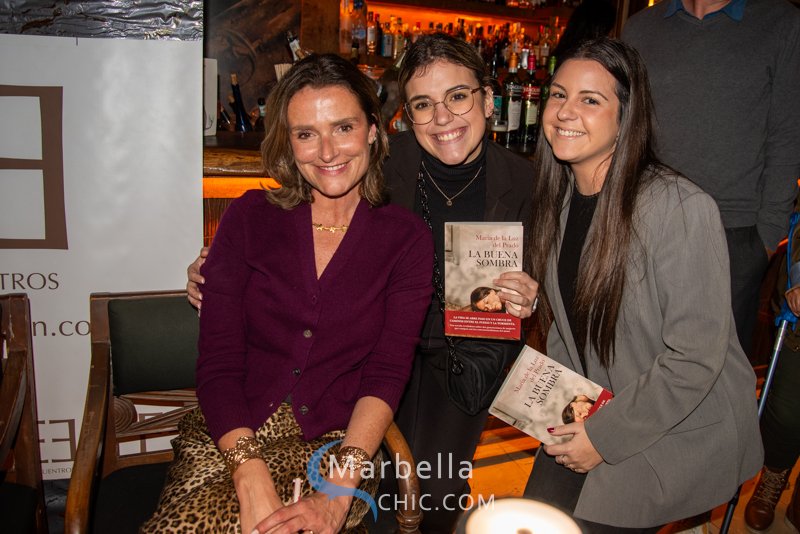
<box><xmin>527</xmin><ymin>37</ymin><xmax>659</xmax><ymax>367</ymax></box>
<box><xmin>260</xmin><ymin>54</ymin><xmax>389</xmax><ymax>208</ymax></box>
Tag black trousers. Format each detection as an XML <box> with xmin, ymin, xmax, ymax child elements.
<box><xmin>762</xmin><ymin>345</ymin><xmax>800</xmax><ymax>469</ymax></box>
<box><xmin>523</xmin><ymin>451</ymin><xmax>661</xmax><ymax>534</ymax></box>
<box><xmin>370</xmin><ymin>348</ymin><xmax>489</xmax><ymax>534</ymax></box>
<box><xmin>726</xmin><ymin>225</ymin><xmax>770</xmax><ymax>358</ymax></box>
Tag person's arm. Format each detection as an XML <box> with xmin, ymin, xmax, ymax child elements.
<box><xmin>186</xmin><ymin>247</ymin><xmax>209</xmax><ymax>309</ymax></box>
<box><xmin>218</xmin><ymin>428</ymin><xmax>284</xmax><ymax>534</ymax></box>
<box><xmin>581</xmin><ymin>190</ymin><xmax>734</xmax><ymax>464</ymax></box>
<box><xmin>253</xmin><ymin>397</ymin><xmax>394</xmax><ymax>534</ymax></box>
<box><xmin>757</xmin><ymin>15</ymin><xmax>800</xmax><ymax>251</ymax></box>
<box><xmin>194</xmin><ymin>194</ymin><xmax>282</xmax><ymax>532</ymax></box>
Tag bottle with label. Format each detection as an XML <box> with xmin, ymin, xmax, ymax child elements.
<box><xmin>286</xmin><ymin>30</ymin><xmax>304</xmax><ymax>62</ymax></box>
<box><xmin>339</xmin><ymin>0</ymin><xmax>353</xmax><ymax>54</ymax></box>
<box><xmin>520</xmin><ymin>53</ymin><xmax>540</xmax><ymax>151</ymax></box>
<box><xmin>392</xmin><ymin>18</ymin><xmax>405</xmax><ymax>59</ymax></box>
<box><xmin>351</xmin><ymin>0</ymin><xmax>367</xmax><ymax>62</ymax></box>
<box><xmin>254</xmin><ymin>97</ymin><xmax>266</xmax><ymax>132</ymax></box>
<box><xmin>366</xmin><ymin>11</ymin><xmax>377</xmax><ymax>59</ymax></box>
<box><xmin>488</xmin><ymin>53</ymin><xmax>505</xmax><ymax>143</ymax></box>
<box><xmin>229</xmin><ymin>73</ymin><xmax>252</xmax><ymax>132</ymax></box>
<box><xmin>537</xmin><ymin>55</ymin><xmax>557</xmax><ymax>127</ymax></box>
<box><xmin>381</xmin><ymin>21</ymin><xmax>394</xmax><ymax>58</ymax></box>
<box><xmin>501</xmin><ymin>53</ymin><xmax>523</xmax><ymax>147</ymax></box>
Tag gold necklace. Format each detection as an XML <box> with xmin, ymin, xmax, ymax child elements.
<box><xmin>421</xmin><ymin>161</ymin><xmax>483</xmax><ymax>207</ymax></box>
<box><xmin>312</xmin><ymin>222</ymin><xmax>348</xmax><ymax>233</ymax></box>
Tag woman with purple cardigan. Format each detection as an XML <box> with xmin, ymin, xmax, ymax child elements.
<box><xmin>142</xmin><ymin>55</ymin><xmax>433</xmax><ymax>534</ymax></box>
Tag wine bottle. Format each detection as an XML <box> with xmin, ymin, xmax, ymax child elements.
<box><xmin>501</xmin><ymin>53</ymin><xmax>523</xmax><ymax>147</ymax></box>
<box><xmin>520</xmin><ymin>53</ymin><xmax>541</xmax><ymax>150</ymax></box>
<box><xmin>488</xmin><ymin>54</ymin><xmax>506</xmax><ymax>144</ymax></box>
<box><xmin>366</xmin><ymin>11</ymin><xmax>377</xmax><ymax>59</ymax></box>
<box><xmin>537</xmin><ymin>55</ymin><xmax>557</xmax><ymax>128</ymax></box>
<box><xmin>230</xmin><ymin>73</ymin><xmax>253</xmax><ymax>132</ymax></box>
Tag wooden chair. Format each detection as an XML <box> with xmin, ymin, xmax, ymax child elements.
<box><xmin>0</xmin><ymin>293</ymin><xmax>48</xmax><ymax>534</ymax></box>
<box><xmin>65</xmin><ymin>290</ymin><xmax>422</xmax><ymax>533</ymax></box>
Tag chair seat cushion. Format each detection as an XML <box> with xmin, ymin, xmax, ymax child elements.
<box><xmin>0</xmin><ymin>481</ymin><xmax>37</xmax><ymax>533</ymax></box>
<box><xmin>93</xmin><ymin>462</ymin><xmax>170</xmax><ymax>534</ymax></box>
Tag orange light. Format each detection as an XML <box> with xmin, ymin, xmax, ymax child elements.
<box><xmin>203</xmin><ymin>177</ymin><xmax>280</xmax><ymax>199</ymax></box>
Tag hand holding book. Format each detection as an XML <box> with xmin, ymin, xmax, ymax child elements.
<box><xmin>493</xmin><ymin>271</ymin><xmax>540</xmax><ymax>318</ymax></box>
<box><xmin>545</xmin><ymin>422</ymin><xmax>604</xmax><ymax>474</ymax></box>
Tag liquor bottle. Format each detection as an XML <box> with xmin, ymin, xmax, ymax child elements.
<box><xmin>229</xmin><ymin>74</ymin><xmax>253</xmax><ymax>132</ymax></box>
<box><xmin>254</xmin><ymin>97</ymin><xmax>266</xmax><ymax>132</ymax></box>
<box><xmin>381</xmin><ymin>21</ymin><xmax>394</xmax><ymax>58</ymax></box>
<box><xmin>351</xmin><ymin>0</ymin><xmax>367</xmax><ymax>62</ymax></box>
<box><xmin>392</xmin><ymin>18</ymin><xmax>405</xmax><ymax>59</ymax></box>
<box><xmin>502</xmin><ymin>53</ymin><xmax>523</xmax><ymax>147</ymax></box>
<box><xmin>217</xmin><ymin>101</ymin><xmax>233</xmax><ymax>132</ymax></box>
<box><xmin>488</xmin><ymin>54</ymin><xmax>505</xmax><ymax>144</ymax></box>
<box><xmin>286</xmin><ymin>30</ymin><xmax>304</xmax><ymax>62</ymax></box>
<box><xmin>374</xmin><ymin>13</ymin><xmax>383</xmax><ymax>55</ymax></box>
<box><xmin>339</xmin><ymin>0</ymin><xmax>353</xmax><ymax>54</ymax></box>
<box><xmin>366</xmin><ymin>11</ymin><xmax>377</xmax><ymax>59</ymax></box>
<box><xmin>520</xmin><ymin>53</ymin><xmax>541</xmax><ymax>150</ymax></box>
<box><xmin>537</xmin><ymin>55</ymin><xmax>557</xmax><ymax>127</ymax></box>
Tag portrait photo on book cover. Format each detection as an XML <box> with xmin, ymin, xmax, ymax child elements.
<box><xmin>443</xmin><ymin>222</ymin><xmax>523</xmax><ymax>339</ymax></box>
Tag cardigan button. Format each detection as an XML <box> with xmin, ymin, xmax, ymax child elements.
<box><xmin>303</xmin><ymin>329</ymin><xmax>313</xmax><ymax>338</ymax></box>
<box><xmin>299</xmin><ymin>405</ymin><xmax>309</xmax><ymax>415</ymax></box>
<box><xmin>293</xmin><ymin>368</ymin><xmax>301</xmax><ymax>376</ymax></box>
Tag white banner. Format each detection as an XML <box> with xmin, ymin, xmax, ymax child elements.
<box><xmin>0</xmin><ymin>34</ymin><xmax>203</xmax><ymax>479</ymax></box>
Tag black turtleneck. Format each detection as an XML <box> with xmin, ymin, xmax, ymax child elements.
<box><xmin>416</xmin><ymin>141</ymin><xmax>488</xmax><ymax>350</ymax></box>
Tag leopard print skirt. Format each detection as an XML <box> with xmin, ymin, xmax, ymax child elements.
<box><xmin>141</xmin><ymin>404</ymin><xmax>380</xmax><ymax>533</ymax></box>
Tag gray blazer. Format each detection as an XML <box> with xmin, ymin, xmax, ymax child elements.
<box><xmin>544</xmin><ymin>172</ymin><xmax>763</xmax><ymax>527</ymax></box>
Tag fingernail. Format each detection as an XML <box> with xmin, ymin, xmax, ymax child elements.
<box><xmin>546</xmin><ymin>427</ymin><xmax>554</xmax><ymax>433</ymax></box>
<box><xmin>251</xmin><ymin>530</ymin><xmax>259</xmax><ymax>534</ymax></box>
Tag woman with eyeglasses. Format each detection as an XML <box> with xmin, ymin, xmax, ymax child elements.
<box><xmin>188</xmin><ymin>33</ymin><xmax>539</xmax><ymax>533</ymax></box>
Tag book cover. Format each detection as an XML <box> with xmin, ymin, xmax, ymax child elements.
<box><xmin>489</xmin><ymin>345</ymin><xmax>613</xmax><ymax>445</ymax></box>
<box><xmin>443</xmin><ymin>222</ymin><xmax>523</xmax><ymax>340</ymax></box>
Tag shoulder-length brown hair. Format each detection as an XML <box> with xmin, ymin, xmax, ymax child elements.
<box><xmin>527</xmin><ymin>37</ymin><xmax>660</xmax><ymax>368</ymax></box>
<box><xmin>260</xmin><ymin>53</ymin><xmax>389</xmax><ymax>208</ymax></box>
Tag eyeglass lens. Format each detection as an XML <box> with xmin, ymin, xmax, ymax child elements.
<box><xmin>406</xmin><ymin>88</ymin><xmax>478</xmax><ymax>124</ymax></box>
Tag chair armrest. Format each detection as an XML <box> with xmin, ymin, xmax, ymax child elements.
<box><xmin>382</xmin><ymin>421</ymin><xmax>423</xmax><ymax>534</ymax></box>
<box><xmin>0</xmin><ymin>351</ymin><xmax>26</xmax><ymax>465</ymax></box>
<box><xmin>65</xmin><ymin>342</ymin><xmax>110</xmax><ymax>534</ymax></box>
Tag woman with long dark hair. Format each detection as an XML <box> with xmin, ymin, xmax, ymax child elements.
<box><xmin>523</xmin><ymin>37</ymin><xmax>762</xmax><ymax>532</ymax></box>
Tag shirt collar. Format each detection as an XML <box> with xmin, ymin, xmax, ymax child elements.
<box><xmin>664</xmin><ymin>0</ymin><xmax>746</xmax><ymax>21</ymax></box>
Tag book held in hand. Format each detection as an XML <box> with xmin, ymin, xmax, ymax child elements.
<box><xmin>443</xmin><ymin>222</ymin><xmax>523</xmax><ymax>340</ymax></box>
<box><xmin>489</xmin><ymin>345</ymin><xmax>613</xmax><ymax>445</ymax></box>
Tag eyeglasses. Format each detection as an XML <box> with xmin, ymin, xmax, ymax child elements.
<box><xmin>404</xmin><ymin>87</ymin><xmax>483</xmax><ymax>125</ymax></box>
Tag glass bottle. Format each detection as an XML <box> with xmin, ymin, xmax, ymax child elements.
<box><xmin>502</xmin><ymin>53</ymin><xmax>523</xmax><ymax>147</ymax></box>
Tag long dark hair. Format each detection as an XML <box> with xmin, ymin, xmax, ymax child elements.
<box><xmin>527</xmin><ymin>37</ymin><xmax>658</xmax><ymax>367</ymax></box>
<box><xmin>260</xmin><ymin>54</ymin><xmax>389</xmax><ymax>208</ymax></box>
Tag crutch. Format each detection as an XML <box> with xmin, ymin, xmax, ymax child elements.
<box><xmin>721</xmin><ymin>212</ymin><xmax>800</xmax><ymax>534</ymax></box>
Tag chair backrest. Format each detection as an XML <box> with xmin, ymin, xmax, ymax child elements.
<box><xmin>0</xmin><ymin>293</ymin><xmax>47</xmax><ymax>533</ymax></box>
<box><xmin>89</xmin><ymin>290</ymin><xmax>199</xmax><ymax>474</ymax></box>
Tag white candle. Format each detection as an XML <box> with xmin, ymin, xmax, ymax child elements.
<box><xmin>465</xmin><ymin>498</ymin><xmax>581</xmax><ymax>534</ymax></box>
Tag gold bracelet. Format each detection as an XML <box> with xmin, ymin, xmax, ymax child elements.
<box><xmin>334</xmin><ymin>446</ymin><xmax>372</xmax><ymax>473</ymax></box>
<box><xmin>221</xmin><ymin>436</ymin><xmax>264</xmax><ymax>476</ymax></box>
